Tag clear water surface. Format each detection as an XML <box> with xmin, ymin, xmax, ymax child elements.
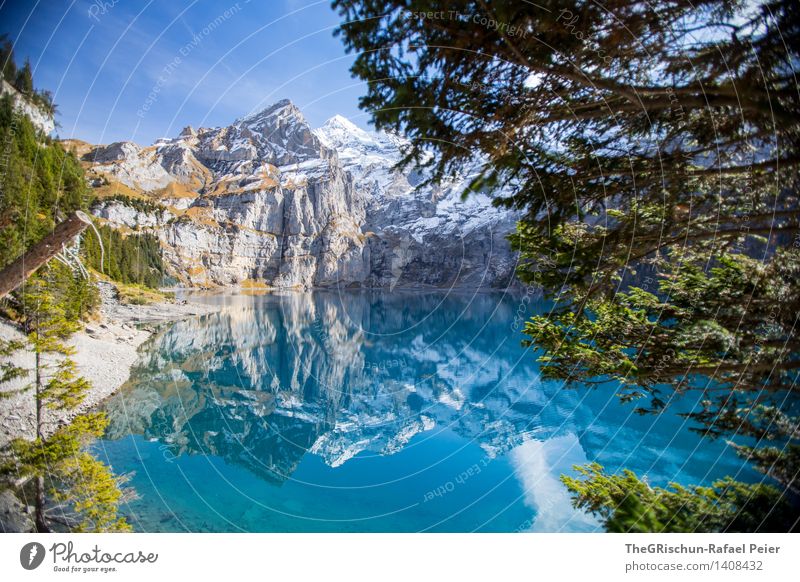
<box><xmin>95</xmin><ymin>291</ymin><xmax>763</xmax><ymax>532</ymax></box>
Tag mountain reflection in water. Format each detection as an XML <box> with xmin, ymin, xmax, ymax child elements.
<box><xmin>98</xmin><ymin>291</ymin><xmax>759</xmax><ymax>532</ymax></box>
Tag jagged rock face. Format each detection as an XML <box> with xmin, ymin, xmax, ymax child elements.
<box><xmin>0</xmin><ymin>80</ymin><xmax>55</xmax><ymax>134</ymax></box>
<box><xmin>160</xmin><ymin>167</ymin><xmax>370</xmax><ymax>287</ymax></box>
<box><xmin>90</xmin><ymin>141</ymin><xmax>176</xmax><ymax>192</ymax></box>
<box><xmin>0</xmin><ymin>489</ymin><xmax>34</xmax><ymax>532</ymax></box>
<box><xmin>85</xmin><ymin>100</ymin><xmax>519</xmax><ymax>289</ymax></box>
<box><xmin>314</xmin><ymin>113</ymin><xmax>520</xmax><ymax>289</ymax></box>
<box><xmin>93</xmin><ymin>199</ymin><xmax>172</xmax><ymax>228</ymax></box>
<box><xmin>214</xmin><ymin>99</ymin><xmax>331</xmax><ymax>166</ymax></box>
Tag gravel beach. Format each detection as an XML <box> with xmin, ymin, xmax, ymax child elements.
<box><xmin>0</xmin><ymin>282</ymin><xmax>219</xmax><ymax>446</ymax></box>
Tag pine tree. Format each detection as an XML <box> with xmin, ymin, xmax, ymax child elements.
<box><xmin>13</xmin><ymin>58</ymin><xmax>33</xmax><ymax>96</ymax></box>
<box><xmin>0</xmin><ymin>96</ymin><xmax>90</xmax><ymax>271</ymax></box>
<box><xmin>561</xmin><ymin>463</ymin><xmax>796</xmax><ymax>532</ymax></box>
<box><xmin>332</xmin><ymin>0</ymin><xmax>800</xmax><ymax>530</ymax></box>
<box><xmin>0</xmin><ymin>264</ymin><xmax>129</xmax><ymax>532</ymax></box>
<box><xmin>0</xmin><ymin>34</ymin><xmax>17</xmax><ymax>83</ymax></box>
<box><xmin>82</xmin><ymin>223</ymin><xmax>165</xmax><ymax>288</ymax></box>
<box><xmin>5</xmin><ymin>414</ymin><xmax>130</xmax><ymax>532</ymax></box>
<box><xmin>0</xmin><ymin>52</ymin><xmax>131</xmax><ymax>532</ymax></box>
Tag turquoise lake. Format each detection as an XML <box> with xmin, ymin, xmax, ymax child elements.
<box><xmin>95</xmin><ymin>291</ymin><xmax>763</xmax><ymax>532</ymax></box>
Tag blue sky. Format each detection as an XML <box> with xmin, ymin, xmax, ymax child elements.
<box><xmin>0</xmin><ymin>0</ymin><xmax>371</xmax><ymax>144</ymax></box>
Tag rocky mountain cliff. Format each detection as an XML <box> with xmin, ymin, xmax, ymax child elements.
<box><xmin>81</xmin><ymin>100</ymin><xmax>519</xmax><ymax>289</ymax></box>
<box><xmin>1</xmin><ymin>80</ymin><xmax>55</xmax><ymax>134</ymax></box>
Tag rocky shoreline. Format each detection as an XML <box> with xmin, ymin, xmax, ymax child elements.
<box><xmin>0</xmin><ymin>282</ymin><xmax>219</xmax><ymax>447</ymax></box>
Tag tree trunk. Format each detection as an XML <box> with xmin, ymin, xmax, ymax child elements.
<box><xmin>34</xmin><ymin>476</ymin><xmax>49</xmax><ymax>533</ymax></box>
<box><xmin>33</xmin><ymin>340</ymin><xmax>49</xmax><ymax>532</ymax></box>
<box><xmin>0</xmin><ymin>211</ymin><xmax>92</xmax><ymax>299</ymax></box>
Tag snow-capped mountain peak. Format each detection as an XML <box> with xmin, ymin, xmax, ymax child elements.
<box><xmin>316</xmin><ymin>114</ymin><xmax>383</xmax><ymax>150</ymax></box>
<box><xmin>314</xmin><ymin>114</ymin><xmax>407</xmax><ymax>168</ymax></box>
<box><xmin>85</xmin><ymin>103</ymin><xmax>519</xmax><ymax>290</ymax></box>
<box><xmin>238</xmin><ymin>98</ymin><xmax>305</xmax><ymax>126</ymax></box>
<box><xmin>323</xmin><ymin>113</ymin><xmax>364</xmax><ymax>133</ymax></box>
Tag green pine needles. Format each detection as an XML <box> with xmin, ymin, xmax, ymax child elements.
<box><xmin>1</xmin><ymin>264</ymin><xmax>130</xmax><ymax>532</ymax></box>
<box><xmin>333</xmin><ymin>0</ymin><xmax>800</xmax><ymax>530</ymax></box>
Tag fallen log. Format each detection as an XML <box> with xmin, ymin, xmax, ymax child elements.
<box><xmin>0</xmin><ymin>211</ymin><xmax>93</xmax><ymax>299</ymax></box>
